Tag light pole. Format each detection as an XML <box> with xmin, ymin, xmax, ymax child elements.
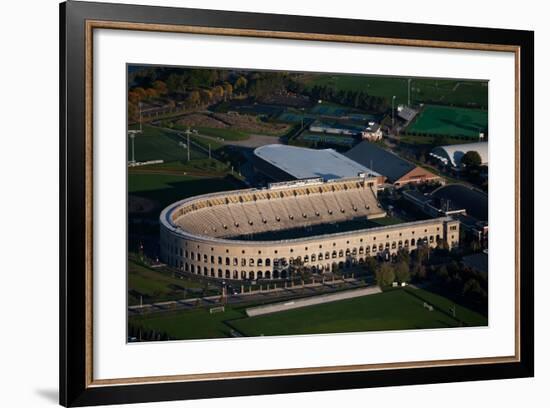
<box><xmin>130</xmin><ymin>133</ymin><xmax>135</xmax><ymax>164</ymax></box>
<box><xmin>184</xmin><ymin>127</ymin><xmax>192</xmax><ymax>162</ymax></box>
<box><xmin>391</xmin><ymin>95</ymin><xmax>396</xmax><ymax>128</ymax></box>
<box><xmin>128</xmin><ymin>102</ymin><xmax>142</xmax><ymax>165</ymax></box>
<box><xmin>407</xmin><ymin>78</ymin><xmax>412</xmax><ymax>106</ymax></box>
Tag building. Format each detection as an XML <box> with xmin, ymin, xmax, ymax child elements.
<box><xmin>430</xmin><ymin>142</ymin><xmax>488</xmax><ymax>168</ymax></box>
<box><xmin>431</xmin><ymin>184</ymin><xmax>488</xmax><ymax>222</ymax></box>
<box><xmin>402</xmin><ymin>189</ymin><xmax>466</xmax><ymax>218</ymax></box>
<box><xmin>361</xmin><ymin>122</ymin><xmax>383</xmax><ymax>141</ymax></box>
<box><xmin>345</xmin><ymin>141</ymin><xmax>441</xmax><ymax>187</ymax></box>
<box><xmin>253</xmin><ymin>144</ymin><xmax>385</xmax><ymax>184</ymax></box>
<box><xmin>160</xmin><ymin>176</ymin><xmax>460</xmax><ymax>281</ymax></box>
<box><xmin>397</xmin><ymin>105</ymin><xmax>418</xmax><ymax>123</ymax></box>
<box><xmin>403</xmin><ymin>184</ymin><xmax>488</xmax><ymax>247</ymax></box>
<box><xmin>309</xmin><ymin>120</ymin><xmax>363</xmax><ymax>136</ymax></box>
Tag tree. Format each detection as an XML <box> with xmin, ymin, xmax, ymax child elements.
<box><xmin>461</xmin><ymin>151</ymin><xmax>482</xmax><ymax>168</ymax></box>
<box><xmin>222</xmin><ymin>82</ymin><xmax>233</xmax><ymax>100</ymax></box>
<box><xmin>411</xmin><ymin>262</ymin><xmax>427</xmax><ymax>280</ymax></box>
<box><xmin>199</xmin><ymin>89</ymin><xmax>213</xmax><ymax>105</ymax></box>
<box><xmin>152</xmin><ymin>80</ymin><xmax>168</xmax><ymax>95</ymax></box>
<box><xmin>364</xmin><ymin>257</ymin><xmax>377</xmax><ymax>275</ymax></box>
<box><xmin>145</xmin><ymin>87</ymin><xmax>158</xmax><ymax>100</ymax></box>
<box><xmin>234</xmin><ymin>76</ymin><xmax>248</xmax><ymax>92</ymax></box>
<box><xmin>394</xmin><ymin>261</ymin><xmax>411</xmax><ymax>283</ymax></box>
<box><xmin>211</xmin><ymin>85</ymin><xmax>225</xmax><ymax>100</ymax></box>
<box><xmin>395</xmin><ymin>248</ymin><xmax>410</xmax><ymax>265</ymax></box>
<box><xmin>375</xmin><ymin>263</ymin><xmax>395</xmax><ymax>287</ymax></box>
<box><xmin>436</xmin><ymin>264</ymin><xmax>449</xmax><ymax>281</ymax></box>
<box><xmin>132</xmin><ymin>87</ymin><xmax>147</xmax><ymax>100</ymax></box>
<box><xmin>186</xmin><ymin>90</ymin><xmax>201</xmax><ymax>107</ymax></box>
<box><xmin>413</xmin><ymin>245</ymin><xmax>430</xmax><ymax>265</ymax></box>
<box><xmin>436</xmin><ymin>238</ymin><xmax>450</xmax><ymax>251</ymax></box>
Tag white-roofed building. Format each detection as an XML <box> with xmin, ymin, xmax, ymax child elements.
<box><xmin>253</xmin><ymin>144</ymin><xmax>383</xmax><ymax>183</ymax></box>
<box><xmin>430</xmin><ymin>142</ymin><xmax>488</xmax><ymax>168</ymax></box>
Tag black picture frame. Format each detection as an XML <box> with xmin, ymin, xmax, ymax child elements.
<box><xmin>60</xmin><ymin>1</ymin><xmax>534</xmax><ymax>406</ymax></box>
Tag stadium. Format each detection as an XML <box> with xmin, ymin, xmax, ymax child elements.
<box><xmin>160</xmin><ymin>176</ymin><xmax>460</xmax><ymax>281</ymax></box>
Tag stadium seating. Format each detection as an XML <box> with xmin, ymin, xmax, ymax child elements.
<box><xmin>173</xmin><ymin>178</ymin><xmax>386</xmax><ymax>238</ymax></box>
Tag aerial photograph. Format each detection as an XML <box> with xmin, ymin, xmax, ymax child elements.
<box><xmin>126</xmin><ymin>65</ymin><xmax>489</xmax><ymax>342</ymax></box>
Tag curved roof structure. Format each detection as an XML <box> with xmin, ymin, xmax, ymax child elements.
<box><xmin>160</xmin><ymin>177</ymin><xmax>386</xmax><ymax>243</ymax></box>
<box><xmin>254</xmin><ymin>144</ymin><xmax>380</xmax><ymax>181</ymax></box>
<box><xmin>430</xmin><ymin>142</ymin><xmax>488</xmax><ymax>168</ymax></box>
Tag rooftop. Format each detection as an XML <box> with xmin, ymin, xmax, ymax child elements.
<box><xmin>430</xmin><ymin>142</ymin><xmax>488</xmax><ymax>167</ymax></box>
<box><xmin>432</xmin><ymin>184</ymin><xmax>488</xmax><ymax>222</ymax></box>
<box><xmin>344</xmin><ymin>141</ymin><xmax>416</xmax><ymax>183</ymax></box>
<box><xmin>254</xmin><ymin>144</ymin><xmax>380</xmax><ymax>181</ymax></box>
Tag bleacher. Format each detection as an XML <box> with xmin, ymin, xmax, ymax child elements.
<box><xmin>173</xmin><ymin>178</ymin><xmax>386</xmax><ymax>238</ymax></box>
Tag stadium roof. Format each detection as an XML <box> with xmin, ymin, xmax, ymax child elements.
<box><xmin>344</xmin><ymin>141</ymin><xmax>416</xmax><ymax>183</ymax></box>
<box><xmin>253</xmin><ymin>144</ymin><xmax>380</xmax><ymax>181</ymax></box>
<box><xmin>430</xmin><ymin>142</ymin><xmax>488</xmax><ymax>168</ymax></box>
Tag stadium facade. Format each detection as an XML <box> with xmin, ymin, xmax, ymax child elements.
<box><xmin>160</xmin><ymin>176</ymin><xmax>459</xmax><ymax>281</ymax></box>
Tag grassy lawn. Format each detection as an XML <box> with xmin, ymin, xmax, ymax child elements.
<box><xmin>128</xmin><ymin>173</ymin><xmax>239</xmax><ymax>214</ymax></box>
<box><xmin>397</xmin><ymin>134</ymin><xmax>472</xmax><ymax>146</ymax></box>
<box><xmin>301</xmin><ymin>75</ymin><xmax>488</xmax><ymax>108</ymax></box>
<box><xmin>406</xmin><ymin>105</ymin><xmax>488</xmax><ymax>139</ymax></box>
<box><xmin>129</xmin><ymin>158</ymin><xmax>229</xmax><ymax>176</ymax></box>
<box><xmin>230</xmin><ymin>288</ymin><xmax>487</xmax><ymax>337</ymax></box>
<box><xmin>195</xmin><ymin>126</ymin><xmax>249</xmax><ymax>141</ymax></box>
<box><xmin>129</xmin><ymin>287</ymin><xmax>487</xmax><ymax>341</ymax></box>
<box><xmin>129</xmin><ymin>307</ymin><xmax>245</xmax><ymax>340</ymax></box>
<box><xmin>128</xmin><ymin>258</ymin><xmax>219</xmax><ymax>305</ymax></box>
<box><xmin>405</xmin><ymin>287</ymin><xmax>488</xmax><ymax>326</ymax></box>
<box><xmin>128</xmin><ymin>125</ymin><xmax>210</xmax><ymax>162</ymax></box>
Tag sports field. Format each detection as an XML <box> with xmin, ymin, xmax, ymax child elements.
<box><xmin>406</xmin><ymin>105</ymin><xmax>488</xmax><ymax>139</ymax></box>
<box><xmin>128</xmin><ymin>173</ymin><xmax>239</xmax><ymax>215</ymax></box>
<box><xmin>301</xmin><ymin>75</ymin><xmax>488</xmax><ymax>109</ymax></box>
<box><xmin>129</xmin><ymin>287</ymin><xmax>487</xmax><ymax>341</ymax></box>
<box><xmin>128</xmin><ymin>125</ymin><xmax>211</xmax><ymax>162</ymax></box>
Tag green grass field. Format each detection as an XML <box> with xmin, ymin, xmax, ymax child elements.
<box><xmin>129</xmin><ymin>287</ymin><xmax>487</xmax><ymax>341</ymax></box>
<box><xmin>406</xmin><ymin>105</ymin><xmax>488</xmax><ymax>139</ymax></box>
<box><xmin>128</xmin><ymin>259</ymin><xmax>219</xmax><ymax>305</ymax></box>
<box><xmin>128</xmin><ymin>125</ymin><xmax>212</xmax><ymax>162</ymax></box>
<box><xmin>130</xmin><ymin>307</ymin><xmax>244</xmax><ymax>340</ymax></box>
<box><xmin>301</xmin><ymin>75</ymin><xmax>488</xmax><ymax>109</ymax></box>
<box><xmin>195</xmin><ymin>126</ymin><xmax>249</xmax><ymax>141</ymax></box>
<box><xmin>128</xmin><ymin>173</ymin><xmax>239</xmax><ymax>213</ymax></box>
<box><xmin>230</xmin><ymin>288</ymin><xmax>486</xmax><ymax>336</ymax></box>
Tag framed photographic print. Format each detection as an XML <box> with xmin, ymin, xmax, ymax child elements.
<box><xmin>60</xmin><ymin>0</ymin><xmax>534</xmax><ymax>406</ymax></box>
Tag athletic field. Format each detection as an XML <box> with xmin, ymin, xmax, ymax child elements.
<box><xmin>129</xmin><ymin>287</ymin><xmax>487</xmax><ymax>341</ymax></box>
<box><xmin>301</xmin><ymin>75</ymin><xmax>488</xmax><ymax>109</ymax></box>
<box><xmin>406</xmin><ymin>105</ymin><xmax>488</xmax><ymax>139</ymax></box>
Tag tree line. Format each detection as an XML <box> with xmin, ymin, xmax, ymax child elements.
<box><xmin>302</xmin><ymin>84</ymin><xmax>390</xmax><ymax>113</ymax></box>
<box><xmin>367</xmin><ymin>241</ymin><xmax>487</xmax><ymax>315</ymax></box>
